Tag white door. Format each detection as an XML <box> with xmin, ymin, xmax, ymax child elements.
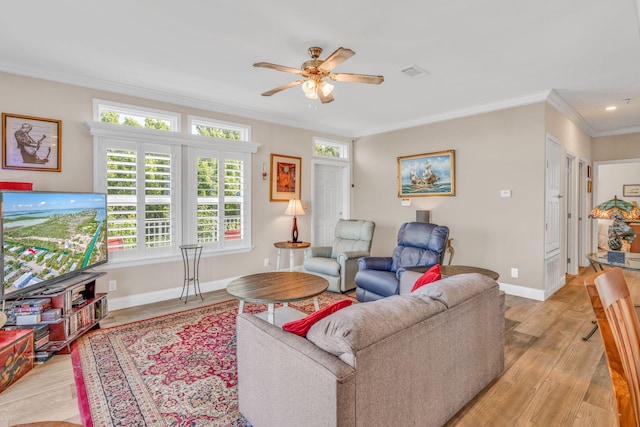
<box><xmin>545</xmin><ymin>136</ymin><xmax>562</xmax><ymax>256</ymax></box>
<box><xmin>312</xmin><ymin>162</ymin><xmax>349</xmax><ymax>246</ymax></box>
<box><xmin>545</xmin><ymin>134</ymin><xmax>565</xmax><ymax>297</ymax></box>
<box><xmin>565</xmin><ymin>154</ymin><xmax>577</xmax><ymax>275</ymax></box>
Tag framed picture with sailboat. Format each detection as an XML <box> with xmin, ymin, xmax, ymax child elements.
<box><xmin>397</xmin><ymin>150</ymin><xmax>455</xmax><ymax>197</ymax></box>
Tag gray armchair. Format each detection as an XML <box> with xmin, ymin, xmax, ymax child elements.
<box><xmin>303</xmin><ymin>219</ymin><xmax>376</xmax><ymax>293</ymax></box>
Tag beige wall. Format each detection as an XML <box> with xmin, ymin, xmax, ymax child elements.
<box><xmin>592</xmin><ymin>133</ymin><xmax>640</xmax><ymax>161</ymax></box>
<box><xmin>352</xmin><ymin>103</ymin><xmax>548</xmax><ymax>293</ymax></box>
<box><xmin>0</xmin><ymin>72</ymin><xmax>349</xmax><ymax>305</ymax></box>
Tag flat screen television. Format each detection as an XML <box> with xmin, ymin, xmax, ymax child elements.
<box><xmin>1</xmin><ymin>191</ymin><xmax>108</xmax><ymax>299</ymax></box>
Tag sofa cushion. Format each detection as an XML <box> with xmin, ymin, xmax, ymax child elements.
<box><xmin>411</xmin><ymin>273</ymin><xmax>498</xmax><ymax>309</ymax></box>
<box><xmin>411</xmin><ymin>264</ymin><xmax>442</xmax><ymax>292</ymax></box>
<box><xmin>282</xmin><ymin>299</ymin><xmax>353</xmax><ymax>337</ymax></box>
<box><xmin>307</xmin><ymin>295</ymin><xmax>445</xmax><ymax>367</ymax></box>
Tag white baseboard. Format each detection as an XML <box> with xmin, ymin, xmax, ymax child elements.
<box><xmin>107</xmin><ymin>277</ymin><xmax>236</xmax><ymax>311</ymax></box>
<box><xmin>107</xmin><ymin>265</ymin><xmax>307</xmax><ymax>311</ymax></box>
<box><xmin>498</xmin><ymin>282</ymin><xmax>546</xmax><ymax>301</ymax></box>
<box><xmin>108</xmin><ymin>271</ymin><xmax>547</xmax><ymax>311</ymax></box>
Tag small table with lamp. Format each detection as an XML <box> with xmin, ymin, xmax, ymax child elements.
<box><xmin>276</xmin><ymin>198</ymin><xmax>308</xmax><ymax>271</ymax></box>
<box><xmin>274</xmin><ymin>241</ymin><xmax>310</xmax><ymax>271</ymax></box>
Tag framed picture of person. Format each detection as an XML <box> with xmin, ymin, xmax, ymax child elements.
<box><xmin>2</xmin><ymin>113</ymin><xmax>62</xmax><ymax>172</ymax></box>
<box><xmin>270</xmin><ymin>153</ymin><xmax>301</xmax><ymax>202</ymax></box>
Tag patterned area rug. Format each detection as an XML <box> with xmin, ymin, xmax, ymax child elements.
<box><xmin>71</xmin><ymin>292</ymin><xmax>354</xmax><ymax>427</ymax></box>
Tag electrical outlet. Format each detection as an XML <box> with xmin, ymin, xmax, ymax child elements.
<box><xmin>264</xmin><ymin>258</ymin><xmax>270</xmax><ymax>267</ymax></box>
<box><xmin>108</xmin><ymin>280</ymin><xmax>117</xmax><ymax>291</ymax></box>
<box><xmin>510</xmin><ymin>268</ymin><xmax>518</xmax><ymax>278</ymax></box>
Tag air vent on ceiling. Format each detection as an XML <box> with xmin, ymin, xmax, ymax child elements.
<box><xmin>400</xmin><ymin>65</ymin><xmax>430</xmax><ymax>78</ymax></box>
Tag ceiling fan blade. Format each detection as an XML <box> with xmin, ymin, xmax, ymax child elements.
<box><xmin>330</xmin><ymin>73</ymin><xmax>384</xmax><ymax>85</ymax></box>
<box><xmin>253</xmin><ymin>62</ymin><xmax>302</xmax><ymax>74</ymax></box>
<box><xmin>261</xmin><ymin>80</ymin><xmax>304</xmax><ymax>96</ymax></box>
<box><xmin>320</xmin><ymin>47</ymin><xmax>355</xmax><ymax>72</ymax></box>
<box><xmin>319</xmin><ymin>90</ymin><xmax>334</xmax><ymax>104</ymax></box>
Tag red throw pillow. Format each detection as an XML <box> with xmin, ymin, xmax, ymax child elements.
<box><xmin>282</xmin><ymin>299</ymin><xmax>353</xmax><ymax>337</ymax></box>
<box><xmin>411</xmin><ymin>264</ymin><xmax>442</xmax><ymax>292</ymax></box>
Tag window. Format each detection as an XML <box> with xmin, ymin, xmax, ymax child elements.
<box><xmin>89</xmin><ymin>105</ymin><xmax>258</xmax><ymax>264</ymax></box>
<box><xmin>192</xmin><ymin>150</ymin><xmax>246</xmax><ymax>245</ymax></box>
<box><xmin>313</xmin><ymin>137</ymin><xmax>349</xmax><ymax>160</ymax></box>
<box><xmin>188</xmin><ymin>115</ymin><xmax>251</xmax><ymax>141</ymax></box>
<box><xmin>94</xmin><ymin>99</ymin><xmax>180</xmax><ymax>132</ymax></box>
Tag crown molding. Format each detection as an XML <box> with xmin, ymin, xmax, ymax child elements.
<box><xmin>0</xmin><ymin>63</ymin><xmax>355</xmax><ymax>138</ymax></box>
<box><xmin>352</xmin><ymin>91</ymin><xmax>552</xmax><ymax>138</ymax></box>
<box><xmin>545</xmin><ymin>90</ymin><xmax>597</xmax><ymax>137</ymax></box>
<box><xmin>4</xmin><ymin>63</ymin><xmax>638</xmax><ymax>140</ymax></box>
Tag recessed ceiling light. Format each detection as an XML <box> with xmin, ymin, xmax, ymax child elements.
<box><xmin>606</xmin><ymin>106</ymin><xmax>617</xmax><ymax>111</ymax></box>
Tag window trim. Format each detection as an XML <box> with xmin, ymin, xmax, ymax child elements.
<box><xmin>188</xmin><ymin>115</ymin><xmax>251</xmax><ymax>141</ymax></box>
<box><xmin>86</xmin><ymin>120</ymin><xmax>260</xmax><ymax>266</ymax></box>
<box><xmin>312</xmin><ymin>137</ymin><xmax>350</xmax><ymax>161</ymax></box>
<box><xmin>93</xmin><ymin>99</ymin><xmax>181</xmax><ymax>132</ymax></box>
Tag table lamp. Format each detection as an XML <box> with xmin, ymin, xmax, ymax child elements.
<box><xmin>284</xmin><ymin>199</ymin><xmax>305</xmax><ymax>243</ymax></box>
<box><xmin>589</xmin><ymin>195</ymin><xmax>640</xmax><ymax>263</ymax></box>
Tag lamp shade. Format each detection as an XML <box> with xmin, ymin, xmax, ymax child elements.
<box><xmin>589</xmin><ymin>196</ymin><xmax>640</xmax><ymax>220</ymax></box>
<box><xmin>284</xmin><ymin>199</ymin><xmax>305</xmax><ymax>216</ymax></box>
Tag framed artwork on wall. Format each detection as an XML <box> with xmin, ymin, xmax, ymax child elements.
<box><xmin>397</xmin><ymin>150</ymin><xmax>455</xmax><ymax>197</ymax></box>
<box><xmin>623</xmin><ymin>184</ymin><xmax>640</xmax><ymax>197</ymax></box>
<box><xmin>270</xmin><ymin>153</ymin><xmax>301</xmax><ymax>202</ymax></box>
<box><xmin>2</xmin><ymin>113</ymin><xmax>62</xmax><ymax>172</ymax></box>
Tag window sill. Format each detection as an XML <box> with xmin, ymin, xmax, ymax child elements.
<box><xmin>97</xmin><ymin>245</ymin><xmax>254</xmax><ymax>270</ymax></box>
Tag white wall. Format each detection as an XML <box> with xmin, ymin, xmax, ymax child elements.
<box><xmin>595</xmin><ymin>162</ymin><xmax>640</xmax><ymax>205</ymax></box>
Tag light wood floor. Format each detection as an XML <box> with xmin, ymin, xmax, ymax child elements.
<box><xmin>0</xmin><ymin>267</ymin><xmax>634</xmax><ymax>427</ymax></box>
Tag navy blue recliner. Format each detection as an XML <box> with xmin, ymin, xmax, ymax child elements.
<box><xmin>354</xmin><ymin>222</ymin><xmax>450</xmax><ymax>302</ymax></box>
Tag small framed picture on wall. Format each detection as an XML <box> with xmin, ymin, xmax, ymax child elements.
<box><xmin>270</xmin><ymin>153</ymin><xmax>301</xmax><ymax>202</ymax></box>
<box><xmin>2</xmin><ymin>113</ymin><xmax>62</xmax><ymax>172</ymax></box>
<box><xmin>623</xmin><ymin>184</ymin><xmax>640</xmax><ymax>197</ymax></box>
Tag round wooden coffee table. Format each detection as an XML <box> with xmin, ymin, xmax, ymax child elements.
<box><xmin>226</xmin><ymin>272</ymin><xmax>329</xmax><ymax>326</ymax></box>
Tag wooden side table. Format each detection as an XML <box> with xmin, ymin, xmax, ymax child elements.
<box><xmin>274</xmin><ymin>241</ymin><xmax>310</xmax><ymax>271</ymax></box>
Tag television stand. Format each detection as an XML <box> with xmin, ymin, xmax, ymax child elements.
<box><xmin>2</xmin><ymin>271</ymin><xmax>108</xmax><ymax>356</ymax></box>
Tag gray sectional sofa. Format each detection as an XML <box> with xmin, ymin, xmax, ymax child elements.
<box><xmin>236</xmin><ymin>272</ymin><xmax>505</xmax><ymax>427</ymax></box>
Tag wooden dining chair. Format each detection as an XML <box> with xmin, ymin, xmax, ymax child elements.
<box><xmin>585</xmin><ymin>267</ymin><xmax>640</xmax><ymax>427</ymax></box>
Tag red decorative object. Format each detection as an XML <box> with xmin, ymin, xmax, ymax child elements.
<box><xmin>0</xmin><ymin>329</ymin><xmax>34</xmax><ymax>393</ymax></box>
<box><xmin>0</xmin><ymin>182</ymin><xmax>32</xmax><ymax>191</ymax></box>
<box><xmin>282</xmin><ymin>299</ymin><xmax>353</xmax><ymax>337</ymax></box>
<box><xmin>411</xmin><ymin>264</ymin><xmax>442</xmax><ymax>292</ymax></box>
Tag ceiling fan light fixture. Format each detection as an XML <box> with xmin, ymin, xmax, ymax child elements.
<box><xmin>319</xmin><ymin>80</ymin><xmax>334</xmax><ymax>96</ymax></box>
<box><xmin>302</xmin><ymin>79</ymin><xmax>317</xmax><ymax>95</ymax></box>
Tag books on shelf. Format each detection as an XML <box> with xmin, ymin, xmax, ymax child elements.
<box><xmin>16</xmin><ymin>313</ymin><xmax>42</xmax><ymax>325</ymax></box>
<box><xmin>41</xmin><ymin>308</ymin><xmax>62</xmax><ymax>321</ymax></box>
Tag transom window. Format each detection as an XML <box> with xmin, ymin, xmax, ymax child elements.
<box><xmin>188</xmin><ymin>115</ymin><xmax>251</xmax><ymax>141</ymax></box>
<box><xmin>313</xmin><ymin>137</ymin><xmax>349</xmax><ymax>160</ymax></box>
<box><xmin>94</xmin><ymin>99</ymin><xmax>180</xmax><ymax>131</ymax></box>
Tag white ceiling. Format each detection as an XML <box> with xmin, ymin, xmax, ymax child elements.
<box><xmin>2</xmin><ymin>0</ymin><xmax>640</xmax><ymax>138</ymax></box>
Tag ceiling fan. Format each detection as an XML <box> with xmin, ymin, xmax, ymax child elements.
<box><xmin>253</xmin><ymin>47</ymin><xmax>384</xmax><ymax>104</ymax></box>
